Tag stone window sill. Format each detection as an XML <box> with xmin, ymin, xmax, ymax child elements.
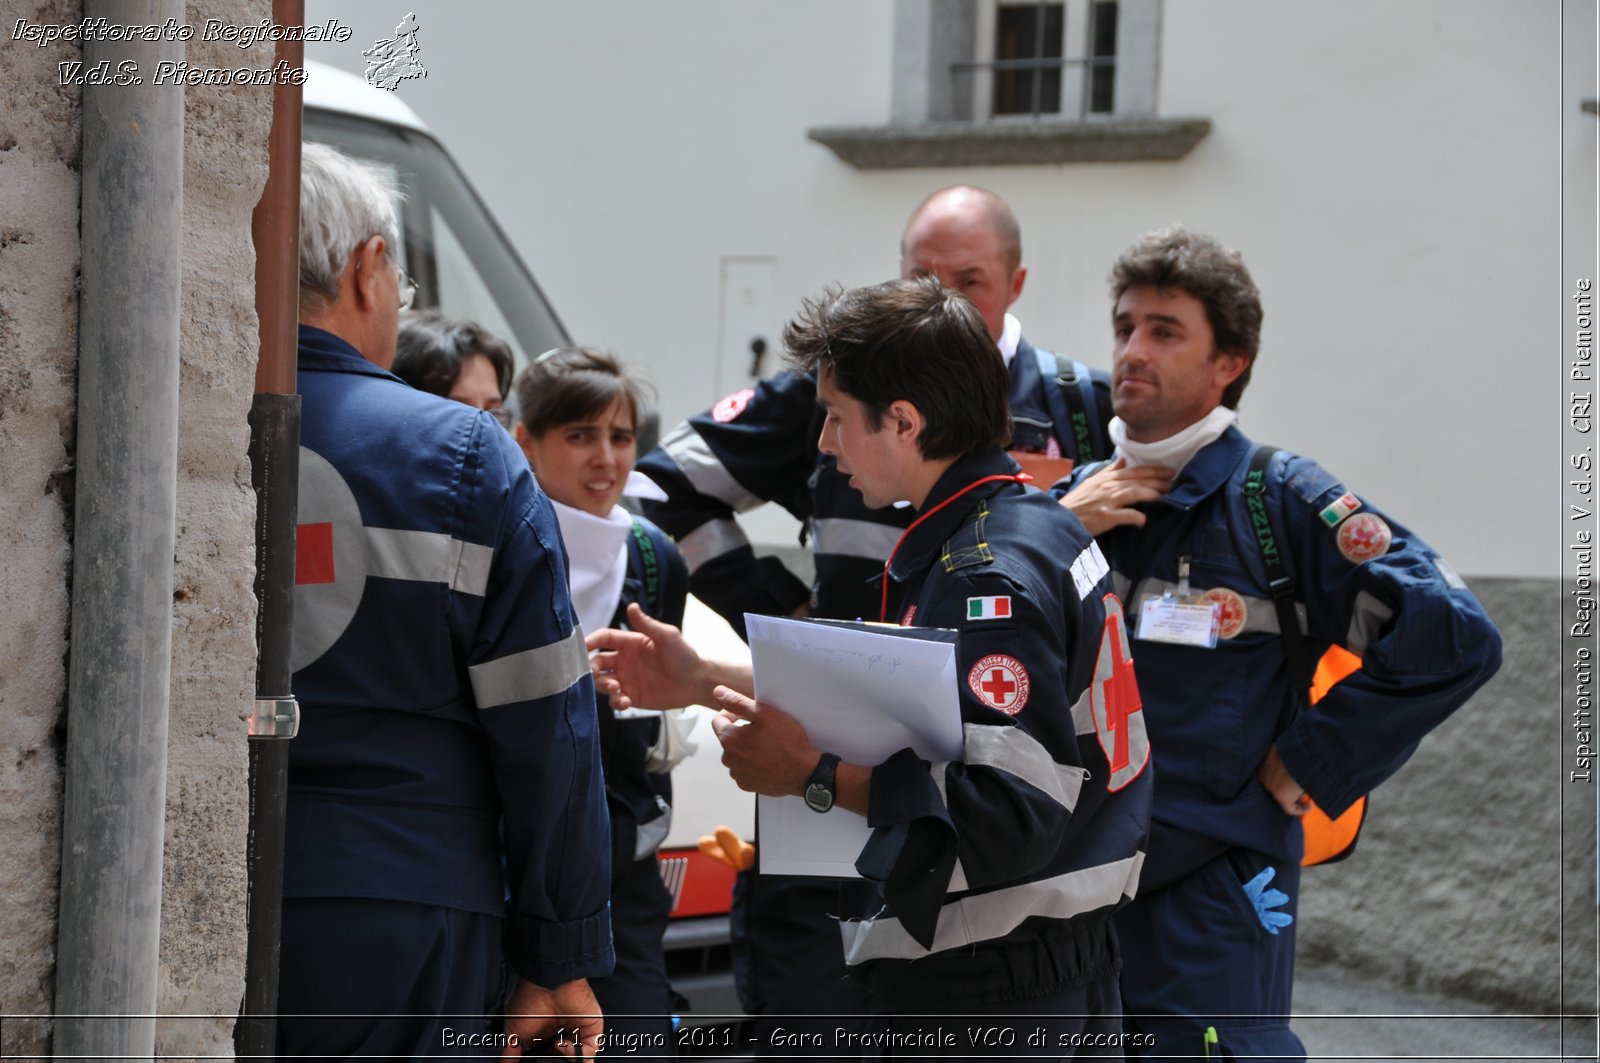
<box><xmin>807</xmin><ymin>116</ymin><xmax>1212</xmax><ymax>169</ymax></box>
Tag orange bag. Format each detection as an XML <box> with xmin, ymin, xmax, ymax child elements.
<box><xmin>1300</xmin><ymin>646</ymin><xmax>1367</xmax><ymax>866</ymax></box>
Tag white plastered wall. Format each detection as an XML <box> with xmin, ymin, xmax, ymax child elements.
<box><xmin>307</xmin><ymin>0</ymin><xmax>1579</xmax><ymax>579</ymax></box>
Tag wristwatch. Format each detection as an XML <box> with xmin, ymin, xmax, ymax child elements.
<box><xmin>803</xmin><ymin>753</ymin><xmax>841</xmax><ymax>814</ymax></box>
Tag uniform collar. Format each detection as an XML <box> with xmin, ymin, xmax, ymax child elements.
<box><xmin>1007</xmin><ymin>335</ymin><xmax>1041</xmax><ymax>406</ymax></box>
<box><xmin>888</xmin><ymin>446</ymin><xmax>1022</xmax><ymax>580</ymax></box>
<box><xmin>998</xmin><ymin>313</ymin><xmax>1022</xmax><ymax>368</ymax></box>
<box><xmin>297</xmin><ymin>324</ymin><xmax>402</xmax><ymax>382</ymax></box>
<box><xmin>1160</xmin><ymin>425</ymin><xmax>1254</xmax><ymax>509</ymax></box>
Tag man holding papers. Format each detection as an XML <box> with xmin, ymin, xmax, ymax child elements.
<box><xmin>591</xmin><ymin>276</ymin><xmax>1153</xmax><ymax>1057</ymax></box>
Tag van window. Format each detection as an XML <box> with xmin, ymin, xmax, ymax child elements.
<box><xmin>303</xmin><ymin>108</ymin><xmax>568</xmax><ymax>366</ymax></box>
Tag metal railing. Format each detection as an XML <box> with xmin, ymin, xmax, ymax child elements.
<box><xmin>952</xmin><ymin>54</ymin><xmax>1117</xmax><ymax>120</ymax></box>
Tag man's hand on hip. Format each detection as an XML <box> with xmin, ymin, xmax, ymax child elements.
<box><xmin>1257</xmin><ymin>743</ymin><xmax>1312</xmax><ymax>818</ymax></box>
<box><xmin>502</xmin><ymin>978</ymin><xmax>603</xmax><ymax>1060</ymax></box>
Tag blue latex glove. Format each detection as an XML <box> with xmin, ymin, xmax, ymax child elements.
<box><xmin>1242</xmin><ymin>866</ymin><xmax>1294</xmax><ymax>935</ymax></box>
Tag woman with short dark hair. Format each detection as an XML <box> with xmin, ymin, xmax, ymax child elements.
<box><xmin>513</xmin><ymin>347</ymin><xmax>689</xmax><ymax>1054</ymax></box>
<box><xmin>393</xmin><ymin>310</ymin><xmax>514</xmax><ymax>417</ymax></box>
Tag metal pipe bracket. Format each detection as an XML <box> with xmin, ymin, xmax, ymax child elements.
<box><xmin>247</xmin><ymin>697</ymin><xmax>300</xmax><ymax>739</ymax></box>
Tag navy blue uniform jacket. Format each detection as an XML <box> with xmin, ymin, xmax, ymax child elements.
<box><xmin>287</xmin><ymin>326</ymin><xmax>614</xmax><ymax>988</ymax></box>
<box><xmin>838</xmin><ymin>448</ymin><xmax>1153</xmax><ymax>1009</ymax></box>
<box><xmin>1078</xmin><ymin>427</ymin><xmax>1502</xmax><ymax>863</ymax></box>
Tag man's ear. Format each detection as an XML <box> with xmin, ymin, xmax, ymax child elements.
<box><xmin>512</xmin><ymin>421</ymin><xmax>536</xmax><ymax>459</ymax></box>
<box><xmin>1211</xmin><ymin>348</ymin><xmax>1249</xmax><ymax>392</ymax></box>
<box><xmin>1007</xmin><ymin>263</ymin><xmax>1027</xmax><ymax>308</ymax></box>
<box><xmin>886</xmin><ymin>399</ymin><xmax>924</xmax><ymax>447</ymax></box>
<box><xmin>351</xmin><ymin>234</ymin><xmax>387</xmax><ymax>311</ymax></box>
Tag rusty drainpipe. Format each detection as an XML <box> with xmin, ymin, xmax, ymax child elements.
<box><xmin>236</xmin><ymin>1</ymin><xmax>304</xmax><ymax>1057</ymax></box>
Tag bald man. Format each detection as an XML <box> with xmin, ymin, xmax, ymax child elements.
<box><xmin>900</xmin><ymin>185</ymin><xmax>1127</xmax><ymax>492</ymax></box>
<box><xmin>634</xmin><ymin>187</ymin><xmax>1144</xmax><ymax>1049</ymax></box>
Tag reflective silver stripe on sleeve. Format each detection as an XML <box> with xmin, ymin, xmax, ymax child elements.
<box><xmin>468</xmin><ymin>626</ymin><xmax>590</xmax><ymax>709</ymax></box>
<box><xmin>660</xmin><ymin>422</ymin><xmax>763</xmax><ymax>512</ymax></box>
<box><xmin>450</xmin><ymin>539</ymin><xmax>496</xmax><ymax>597</ymax></box>
<box><xmin>1127</xmin><ymin>578</ymin><xmax>1307</xmax><ymax>636</ymax></box>
<box><xmin>839</xmin><ymin>852</ymin><xmax>1144</xmax><ymax>964</ymax></box>
<box><xmin>1345</xmin><ymin>589</ymin><xmax>1393</xmax><ymax>657</ymax></box>
<box><xmin>677</xmin><ymin>517</ymin><xmax>749</xmax><ymax>574</ymax></box>
<box><xmin>810</xmin><ymin>518</ymin><xmax>902</xmax><ymax>563</ymax></box>
<box><xmin>962</xmin><ymin>722</ymin><xmax>1086</xmax><ymax>813</ymax></box>
<box><xmin>366</xmin><ymin>527</ymin><xmax>495</xmax><ymax>595</ymax></box>
<box><xmin>1069</xmin><ymin>541</ymin><xmax>1111</xmax><ymax>599</ymax></box>
<box><xmin>1068</xmin><ymin>685</ymin><xmax>1096</xmax><ymax>737</ymax></box>
<box><xmin>1430</xmin><ymin>555</ymin><xmax>1468</xmax><ymax>591</ymax></box>
<box><xmin>946</xmin><ymin>856</ymin><xmax>970</xmax><ymax>894</ymax></box>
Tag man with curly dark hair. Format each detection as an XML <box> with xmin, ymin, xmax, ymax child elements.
<box><xmin>1075</xmin><ymin>226</ymin><xmax>1502</xmax><ymax>1060</ymax></box>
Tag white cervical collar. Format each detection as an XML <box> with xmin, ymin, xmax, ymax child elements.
<box><xmin>550</xmin><ymin>498</ymin><xmax>633</xmax><ymax>636</ymax></box>
<box><xmin>1110</xmin><ymin>407</ymin><xmax>1239</xmax><ymax>472</ymax></box>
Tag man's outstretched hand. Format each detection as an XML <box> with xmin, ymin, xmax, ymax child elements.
<box><xmin>586</xmin><ymin>602</ymin><xmax>706</xmax><ymax>710</ymax></box>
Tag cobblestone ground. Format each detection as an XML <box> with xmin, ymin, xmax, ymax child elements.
<box><xmin>1296</xmin><ymin>962</ymin><xmax>1584</xmax><ymax>1062</ymax></box>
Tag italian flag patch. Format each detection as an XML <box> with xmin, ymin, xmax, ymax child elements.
<box><xmin>967</xmin><ymin>595</ymin><xmax>1012</xmax><ymax>620</ymax></box>
<box><xmin>1318</xmin><ymin>492</ymin><xmax>1362</xmax><ymax>528</ymax></box>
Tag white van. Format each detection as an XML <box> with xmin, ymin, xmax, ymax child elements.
<box><xmin>303</xmin><ymin>59</ymin><xmax>753</xmax><ymax>1022</ymax></box>
<box><xmin>302</xmin><ymin>61</ymin><xmax>569</xmax><ymax>364</ymax></box>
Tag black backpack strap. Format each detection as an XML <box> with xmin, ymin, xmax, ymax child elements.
<box><xmin>629</xmin><ymin>520</ymin><xmax>663</xmax><ymax>618</ymax></box>
<box><xmin>1060</xmin><ymin>354</ymin><xmax>1108</xmax><ymax>462</ymax></box>
<box><xmin>1244</xmin><ymin>444</ymin><xmax>1313</xmax><ymax>697</ymax></box>
<box><xmin>1244</xmin><ymin>445</ymin><xmax>1371</xmax><ymax>868</ymax></box>
<box><xmin>1033</xmin><ymin>348</ymin><xmax>1107</xmax><ymax>464</ymax></box>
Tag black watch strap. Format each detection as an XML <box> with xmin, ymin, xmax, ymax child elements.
<box><xmin>804</xmin><ymin>752</ymin><xmax>841</xmax><ymax>813</ymax></box>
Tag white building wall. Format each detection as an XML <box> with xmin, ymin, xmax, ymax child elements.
<box><xmin>308</xmin><ymin>0</ymin><xmax>1586</xmax><ymax>579</ymax></box>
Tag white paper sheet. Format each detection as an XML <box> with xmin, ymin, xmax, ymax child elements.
<box><xmin>744</xmin><ymin>614</ymin><xmax>963</xmax><ymax>877</ymax></box>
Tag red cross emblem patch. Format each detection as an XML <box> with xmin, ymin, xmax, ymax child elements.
<box><xmin>711</xmin><ymin>387</ymin><xmax>756</xmax><ymax>423</ymax></box>
<box><xmin>290</xmin><ymin>445</ymin><xmax>497</xmax><ymax>675</ymax></box>
<box><xmin>291</xmin><ymin>447</ymin><xmax>370</xmax><ymax>673</ymax></box>
<box><xmin>1200</xmin><ymin>587</ymin><xmax>1248</xmax><ymax>640</ymax></box>
<box><xmin>1089</xmin><ymin>593</ymin><xmax>1150</xmax><ymax>791</ymax></box>
<box><xmin>968</xmin><ymin>654</ymin><xmax>1030</xmax><ymax>715</ymax></box>
<box><xmin>1337</xmin><ymin>512</ymin><xmax>1392</xmax><ymax>564</ymax></box>
<box><xmin>296</xmin><ymin>521</ymin><xmax>337</xmax><ymax>585</ymax></box>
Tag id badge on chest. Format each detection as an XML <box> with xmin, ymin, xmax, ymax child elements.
<box><xmin>1136</xmin><ymin>557</ymin><xmax>1221</xmax><ymax>649</ymax></box>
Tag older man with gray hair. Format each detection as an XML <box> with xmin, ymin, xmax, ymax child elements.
<box><xmin>276</xmin><ymin>143</ymin><xmax>613</xmax><ymax>1059</ymax></box>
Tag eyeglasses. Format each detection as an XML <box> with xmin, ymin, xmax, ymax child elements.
<box><xmin>397</xmin><ymin>265</ymin><xmax>418</xmax><ymax>310</ymax></box>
